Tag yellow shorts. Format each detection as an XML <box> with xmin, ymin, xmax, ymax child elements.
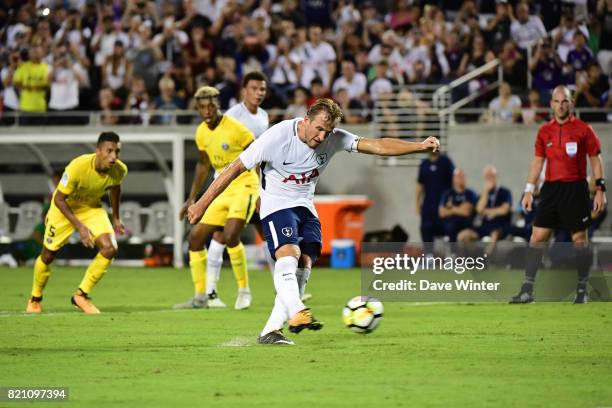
<box><xmin>201</xmin><ymin>188</ymin><xmax>258</xmax><ymax>226</ymax></box>
<box><xmin>44</xmin><ymin>205</ymin><xmax>114</xmax><ymax>251</ymax></box>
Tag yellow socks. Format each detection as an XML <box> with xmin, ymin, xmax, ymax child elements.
<box><xmin>227</xmin><ymin>243</ymin><xmax>248</xmax><ymax>289</ymax></box>
<box><xmin>31</xmin><ymin>256</ymin><xmax>51</xmax><ymax>298</ymax></box>
<box><xmin>189</xmin><ymin>249</ymin><xmax>207</xmax><ymax>295</ymax></box>
<box><xmin>79</xmin><ymin>253</ymin><xmax>112</xmax><ymax>294</ymax></box>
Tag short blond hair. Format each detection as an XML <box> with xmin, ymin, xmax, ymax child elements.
<box><xmin>306</xmin><ymin>98</ymin><xmax>343</xmax><ymax>125</ymax></box>
<box><xmin>194</xmin><ymin>86</ymin><xmax>220</xmax><ymax>100</ymax></box>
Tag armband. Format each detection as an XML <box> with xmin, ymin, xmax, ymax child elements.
<box><xmin>524</xmin><ymin>183</ymin><xmax>535</xmax><ymax>194</ymax></box>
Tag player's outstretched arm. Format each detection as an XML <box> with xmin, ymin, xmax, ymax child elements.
<box><xmin>187</xmin><ymin>158</ymin><xmax>248</xmax><ymax>224</ymax></box>
<box><xmin>53</xmin><ymin>191</ymin><xmax>95</xmax><ymax>248</ymax></box>
<box><xmin>356</xmin><ymin>136</ymin><xmax>440</xmax><ymax>156</ymax></box>
<box><xmin>522</xmin><ymin>156</ymin><xmax>545</xmax><ymax>212</ymax></box>
<box><xmin>180</xmin><ymin>150</ymin><xmax>211</xmax><ymax>220</ymax></box>
<box><xmin>108</xmin><ymin>185</ymin><xmax>125</xmax><ymax>235</ymax></box>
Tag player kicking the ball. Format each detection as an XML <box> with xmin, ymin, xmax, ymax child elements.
<box><xmin>26</xmin><ymin>132</ymin><xmax>127</xmax><ymax>314</ymax></box>
<box><xmin>187</xmin><ymin>98</ymin><xmax>439</xmax><ymax>345</ymax></box>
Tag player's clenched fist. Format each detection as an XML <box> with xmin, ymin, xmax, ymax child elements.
<box><xmin>187</xmin><ymin>202</ymin><xmax>205</xmax><ymax>224</ymax></box>
<box><xmin>422</xmin><ymin>136</ymin><xmax>440</xmax><ymax>152</ymax></box>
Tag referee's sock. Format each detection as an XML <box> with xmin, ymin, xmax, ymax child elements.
<box><xmin>575</xmin><ymin>246</ymin><xmax>591</xmax><ymax>293</ymax></box>
<box><xmin>521</xmin><ymin>246</ymin><xmax>544</xmax><ymax>294</ymax></box>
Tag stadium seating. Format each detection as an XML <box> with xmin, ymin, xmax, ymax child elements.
<box><xmin>141</xmin><ymin>201</ymin><xmax>174</xmax><ymax>244</ymax></box>
<box><xmin>12</xmin><ymin>201</ymin><xmax>43</xmax><ymax>241</ymax></box>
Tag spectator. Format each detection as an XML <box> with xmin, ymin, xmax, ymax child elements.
<box><xmin>31</xmin><ymin>19</ymin><xmax>53</xmax><ymax>57</ymax></box>
<box><xmin>153</xmin><ymin>15</ymin><xmax>189</xmax><ymax>78</ymax></box>
<box><xmin>367</xmin><ymin>30</ymin><xmax>403</xmax><ymax>70</ymax></box>
<box><xmin>521</xmin><ymin>89</ymin><xmax>548</xmax><ymax>124</ymax></box>
<box><xmin>301</xmin><ymin>0</ymin><xmax>334</xmax><ymax>28</ymax></box>
<box><xmin>334</xmin><ymin>88</ymin><xmax>367</xmax><ymax>124</ymax></box>
<box><xmin>124</xmin><ymin>77</ymin><xmax>150</xmax><ymax>124</ymax></box>
<box><xmin>511</xmin><ymin>2</ymin><xmax>547</xmax><ymax>50</ymax></box>
<box><xmin>306</xmin><ymin>78</ymin><xmax>331</xmax><ymax>107</ymax></box>
<box><xmin>530</xmin><ymin>39</ymin><xmax>563</xmax><ymax>102</ymax></box>
<box><xmin>151</xmin><ymin>76</ymin><xmax>186</xmax><ymax>125</ymax></box>
<box><xmin>122</xmin><ymin>0</ymin><xmax>160</xmax><ymax>29</ymax></box>
<box><xmin>402</xmin><ymin>29</ymin><xmax>433</xmax><ymax>80</ymax></box>
<box><xmin>566</xmin><ymin>31</ymin><xmax>594</xmax><ymax>83</ymax></box>
<box><xmin>439</xmin><ymin>168</ymin><xmax>477</xmax><ymax>254</ymax></box>
<box><xmin>102</xmin><ymin>41</ymin><xmax>132</xmax><ymax>98</ymax></box>
<box><xmin>284</xmin><ymin>87</ymin><xmax>309</xmax><ymax>120</ymax></box>
<box><xmin>294</xmin><ymin>25</ymin><xmax>337</xmax><ymax>92</ymax></box>
<box><xmin>48</xmin><ymin>45</ymin><xmax>87</xmax><ymax>124</ymax></box>
<box><xmin>1</xmin><ymin>50</ymin><xmax>22</xmax><ymax>124</ymax></box>
<box><xmin>484</xmin><ymin>81</ymin><xmax>522</xmax><ymax>124</ymax></box>
<box><xmin>438</xmin><ymin>31</ymin><xmax>465</xmax><ymax>79</ymax></box>
<box><xmin>552</xmin><ymin>12</ymin><xmax>589</xmax><ymax>62</ymax></box>
<box><xmin>91</xmin><ymin>15</ymin><xmax>129</xmax><ymax>90</ymax></box>
<box><xmin>332</xmin><ymin>59</ymin><xmax>367</xmax><ymax>101</ymax></box>
<box><xmin>269</xmin><ymin>36</ymin><xmax>300</xmax><ymax>105</ymax></box>
<box><xmin>575</xmin><ymin>61</ymin><xmax>611</xmax><ymax>122</ymax></box>
<box><xmin>183</xmin><ymin>24</ymin><xmax>214</xmax><ymax>94</ymax></box>
<box><xmin>97</xmin><ymin>87</ymin><xmax>121</xmax><ymax>125</ymax></box>
<box><xmin>368</xmin><ymin>60</ymin><xmax>394</xmax><ymax>101</ymax></box>
<box><xmin>459</xmin><ymin>33</ymin><xmax>497</xmax><ymax>95</ymax></box>
<box><xmin>596</xmin><ymin>0</ymin><xmax>612</xmax><ymax>75</ymax></box>
<box><xmin>458</xmin><ymin>165</ymin><xmax>512</xmax><ymax>252</ymax></box>
<box><xmin>416</xmin><ymin>151</ymin><xmax>455</xmax><ymax>257</ymax></box>
<box><xmin>130</xmin><ymin>22</ymin><xmax>163</xmax><ymax>96</ymax></box>
<box><xmin>484</xmin><ymin>1</ymin><xmax>512</xmax><ymax>53</ymax></box>
<box><xmin>12</xmin><ymin>44</ymin><xmax>50</xmax><ymax>125</ymax></box>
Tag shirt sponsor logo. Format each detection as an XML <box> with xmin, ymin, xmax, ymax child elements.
<box><xmin>282</xmin><ymin>169</ymin><xmax>320</xmax><ymax>184</ymax></box>
<box><xmin>565</xmin><ymin>142</ymin><xmax>578</xmax><ymax>156</ymax></box>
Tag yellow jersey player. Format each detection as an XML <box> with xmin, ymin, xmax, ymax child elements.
<box><xmin>26</xmin><ymin>132</ymin><xmax>127</xmax><ymax>314</ymax></box>
<box><xmin>175</xmin><ymin>86</ymin><xmax>259</xmax><ymax>310</ymax></box>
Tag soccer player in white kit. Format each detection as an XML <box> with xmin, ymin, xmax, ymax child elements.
<box><xmin>204</xmin><ymin>71</ymin><xmax>271</xmax><ymax>309</ymax></box>
<box><xmin>187</xmin><ymin>98</ymin><xmax>440</xmax><ymax>345</ymax></box>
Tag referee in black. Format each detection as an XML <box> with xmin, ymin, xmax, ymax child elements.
<box><xmin>510</xmin><ymin>86</ymin><xmax>606</xmax><ymax>304</ymax></box>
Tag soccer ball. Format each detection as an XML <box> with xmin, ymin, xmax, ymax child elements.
<box><xmin>342</xmin><ymin>296</ymin><xmax>384</xmax><ymax>334</ymax></box>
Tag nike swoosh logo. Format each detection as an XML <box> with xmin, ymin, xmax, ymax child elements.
<box><xmin>283</xmin><ymin>161</ymin><xmax>295</xmax><ymax>165</ymax></box>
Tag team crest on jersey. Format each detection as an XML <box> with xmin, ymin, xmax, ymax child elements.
<box><xmin>282</xmin><ymin>227</ymin><xmax>293</xmax><ymax>237</ymax></box>
<box><xmin>221</xmin><ymin>143</ymin><xmax>229</xmax><ymax>151</ymax></box>
<box><xmin>316</xmin><ymin>153</ymin><xmax>327</xmax><ymax>165</ymax></box>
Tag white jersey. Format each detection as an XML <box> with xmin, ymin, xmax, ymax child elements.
<box><xmin>239</xmin><ymin>118</ymin><xmax>360</xmax><ymax>218</ymax></box>
<box><xmin>225</xmin><ymin>102</ymin><xmax>269</xmax><ymax>138</ymax></box>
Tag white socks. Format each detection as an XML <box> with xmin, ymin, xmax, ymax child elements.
<box><xmin>296</xmin><ymin>267</ymin><xmax>311</xmax><ymax>299</ymax></box>
<box><xmin>206</xmin><ymin>239</ymin><xmax>225</xmax><ymax>294</ymax></box>
<box><xmin>261</xmin><ymin>294</ymin><xmax>290</xmax><ymax>336</ymax></box>
<box><xmin>272</xmin><ymin>256</ymin><xmax>304</xmax><ymax>318</ymax></box>
<box><xmin>260</xmin><ymin>258</ymin><xmax>310</xmax><ymax>337</ymax></box>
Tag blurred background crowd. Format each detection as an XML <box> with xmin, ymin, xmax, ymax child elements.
<box><xmin>1</xmin><ymin>0</ymin><xmax>611</xmax><ymax>125</ymax></box>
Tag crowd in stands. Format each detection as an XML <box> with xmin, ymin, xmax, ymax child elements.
<box><xmin>0</xmin><ymin>0</ymin><xmax>611</xmax><ymax>125</ymax></box>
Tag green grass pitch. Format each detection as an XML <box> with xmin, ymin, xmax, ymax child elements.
<box><xmin>1</xmin><ymin>266</ymin><xmax>611</xmax><ymax>408</ymax></box>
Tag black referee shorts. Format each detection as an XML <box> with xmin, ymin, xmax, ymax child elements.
<box><xmin>534</xmin><ymin>180</ymin><xmax>591</xmax><ymax>233</ymax></box>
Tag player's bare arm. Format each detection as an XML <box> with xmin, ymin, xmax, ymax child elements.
<box><xmin>109</xmin><ymin>185</ymin><xmax>125</xmax><ymax>235</ymax></box>
<box><xmin>522</xmin><ymin>156</ymin><xmax>545</xmax><ymax>212</ymax></box>
<box><xmin>179</xmin><ymin>150</ymin><xmax>211</xmax><ymax>220</ymax></box>
<box><xmin>590</xmin><ymin>154</ymin><xmax>606</xmax><ymax>215</ymax></box>
<box><xmin>53</xmin><ymin>190</ymin><xmax>94</xmax><ymax>248</ymax></box>
<box><xmin>187</xmin><ymin>158</ymin><xmax>248</xmax><ymax>224</ymax></box>
<box><xmin>356</xmin><ymin>136</ymin><xmax>440</xmax><ymax>156</ymax></box>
